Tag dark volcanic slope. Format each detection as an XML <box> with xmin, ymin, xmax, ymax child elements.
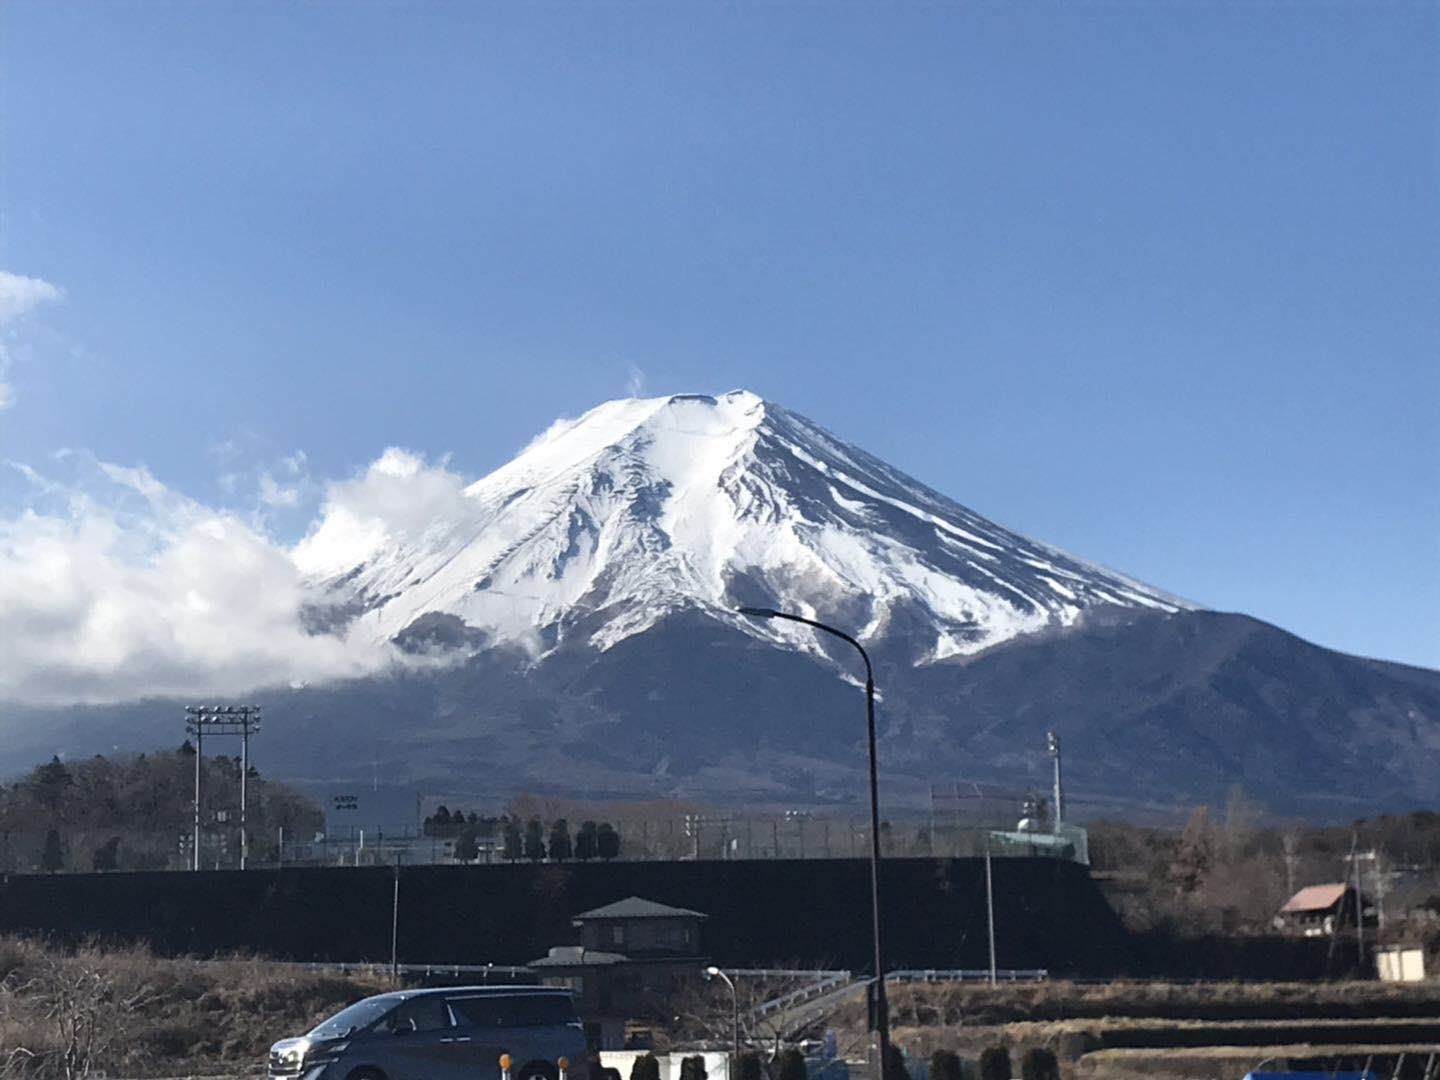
<box><xmin>5</xmin><ymin>608</ymin><xmax>1437</xmax><ymax>818</ymax></box>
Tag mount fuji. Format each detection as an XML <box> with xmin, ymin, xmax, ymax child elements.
<box><xmin>8</xmin><ymin>391</ymin><xmax>1439</xmax><ymax>817</ymax></box>
<box><xmin>298</xmin><ymin>390</ymin><xmax>1187</xmax><ymax>668</ymax></box>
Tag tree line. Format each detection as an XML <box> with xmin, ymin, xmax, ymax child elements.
<box><xmin>620</xmin><ymin>1044</ymin><xmax>1058</xmax><ymax>1080</ymax></box>
<box><xmin>0</xmin><ymin>744</ymin><xmax>323</xmax><ymax>873</ymax></box>
<box><xmin>1088</xmin><ymin>790</ymin><xmax>1440</xmax><ymax>937</ymax></box>
<box><xmin>423</xmin><ymin>806</ymin><xmax>622</xmax><ymax>863</ymax></box>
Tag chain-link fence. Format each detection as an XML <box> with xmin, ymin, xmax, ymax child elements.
<box><xmin>0</xmin><ymin>816</ymin><xmax>1088</xmax><ymax>873</ymax></box>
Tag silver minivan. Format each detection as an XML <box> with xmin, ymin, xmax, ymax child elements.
<box><xmin>267</xmin><ymin>985</ymin><xmax>588</xmax><ymax>1080</ymax></box>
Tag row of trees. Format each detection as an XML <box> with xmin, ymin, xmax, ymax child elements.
<box><xmin>1089</xmin><ymin>791</ymin><xmax>1440</xmax><ymax>936</ymax></box>
<box><xmin>441</xmin><ymin>814</ymin><xmax>624</xmax><ymax>863</ymax></box>
<box><xmin>624</xmin><ymin>1046</ymin><xmax>1058</xmax><ymax>1080</ymax></box>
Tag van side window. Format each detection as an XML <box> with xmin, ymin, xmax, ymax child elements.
<box><xmin>390</xmin><ymin>996</ymin><xmax>453</xmax><ymax>1033</ymax></box>
<box><xmin>448</xmin><ymin>994</ymin><xmax>578</xmax><ymax>1028</ymax></box>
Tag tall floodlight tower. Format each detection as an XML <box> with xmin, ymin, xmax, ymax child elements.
<box><xmin>1047</xmin><ymin>731</ymin><xmax>1063</xmax><ymax>830</ymax></box>
<box><xmin>184</xmin><ymin>705</ymin><xmax>262</xmax><ymax>870</ymax></box>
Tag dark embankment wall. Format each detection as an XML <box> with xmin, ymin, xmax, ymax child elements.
<box><xmin>0</xmin><ymin>856</ymin><xmax>1124</xmax><ymax>972</ymax></box>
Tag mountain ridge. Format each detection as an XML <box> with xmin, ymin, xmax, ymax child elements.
<box><xmin>3</xmin><ymin>390</ymin><xmax>1435</xmax><ymax>818</ymax></box>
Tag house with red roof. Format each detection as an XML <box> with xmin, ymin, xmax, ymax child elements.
<box><xmin>1274</xmin><ymin>882</ymin><xmax>1375</xmax><ymax>937</ymax></box>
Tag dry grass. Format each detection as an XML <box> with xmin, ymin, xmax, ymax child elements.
<box><xmin>0</xmin><ymin>936</ymin><xmax>388</xmax><ymax>1078</ymax></box>
<box><xmin>870</xmin><ymin>979</ymin><xmax>1440</xmax><ymax>1027</ymax></box>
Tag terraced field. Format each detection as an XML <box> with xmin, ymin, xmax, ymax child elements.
<box><xmin>833</xmin><ymin>980</ymin><xmax>1440</xmax><ymax>1080</ymax></box>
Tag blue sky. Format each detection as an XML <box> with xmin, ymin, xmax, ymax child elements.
<box><xmin>1</xmin><ymin>2</ymin><xmax>1436</xmax><ymax>673</ymax></box>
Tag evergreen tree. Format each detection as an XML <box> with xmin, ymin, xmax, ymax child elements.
<box><xmin>930</xmin><ymin>1051</ymin><xmax>965</xmax><ymax>1080</ymax></box>
<box><xmin>1019</xmin><ymin>1049</ymin><xmax>1058</xmax><ymax>1080</ymax></box>
<box><xmin>454</xmin><ymin>826</ymin><xmax>480</xmax><ymax>863</ymax></box>
<box><xmin>597</xmin><ymin>822</ymin><xmax>621</xmax><ymax>860</ymax></box>
<box><xmin>32</xmin><ymin>756</ymin><xmax>74</xmax><ymax>810</ymax></box>
<box><xmin>40</xmin><ymin>828</ymin><xmax>64</xmax><ymax>872</ymax></box>
<box><xmin>549</xmin><ymin>819</ymin><xmax>573</xmax><ymax>861</ymax></box>
<box><xmin>524</xmin><ymin>817</ymin><xmax>547</xmax><ymax>861</ymax></box>
<box><xmin>679</xmin><ymin>1056</ymin><xmax>707</xmax><ymax>1080</ymax></box>
<box><xmin>630</xmin><ymin>1054</ymin><xmax>661</xmax><ymax>1080</ymax></box>
<box><xmin>778</xmin><ymin>1048</ymin><xmax>807</xmax><ymax>1080</ymax></box>
<box><xmin>92</xmin><ymin>836</ymin><xmax>121</xmax><ymax>872</ymax></box>
<box><xmin>735</xmin><ymin>1054</ymin><xmax>763</xmax><ymax>1080</ymax></box>
<box><xmin>575</xmin><ymin>820</ymin><xmax>599</xmax><ymax>861</ymax></box>
<box><xmin>503</xmin><ymin>817</ymin><xmax>524</xmax><ymax>861</ymax></box>
<box><xmin>979</xmin><ymin>1047</ymin><xmax>1010</xmax><ymax>1080</ymax></box>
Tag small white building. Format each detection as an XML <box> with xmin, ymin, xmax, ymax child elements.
<box><xmin>1375</xmin><ymin>946</ymin><xmax>1427</xmax><ymax>982</ymax></box>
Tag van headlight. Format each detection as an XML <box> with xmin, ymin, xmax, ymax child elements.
<box><xmin>304</xmin><ymin>1041</ymin><xmax>348</xmax><ymax>1064</ymax></box>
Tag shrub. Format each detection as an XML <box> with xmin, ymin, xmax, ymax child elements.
<box><xmin>631</xmin><ymin>1053</ymin><xmax>662</xmax><ymax>1080</ymax></box>
<box><xmin>737</xmin><ymin>1052</ymin><xmax>765</xmax><ymax>1080</ymax></box>
<box><xmin>1019</xmin><ymin>1049</ymin><xmax>1058</xmax><ymax>1080</ymax></box>
<box><xmin>979</xmin><ymin>1046</ymin><xmax>1010</xmax><ymax>1080</ymax></box>
<box><xmin>884</xmin><ymin>1045</ymin><xmax>910</xmax><ymax>1080</ymax></box>
<box><xmin>931</xmin><ymin>1050</ymin><xmax>965</xmax><ymax>1080</ymax></box>
<box><xmin>778</xmin><ymin>1048</ymin><xmax>808</xmax><ymax>1080</ymax></box>
<box><xmin>1054</xmin><ymin>1031</ymin><xmax>1099</xmax><ymax>1062</ymax></box>
<box><xmin>681</xmin><ymin>1055</ymin><xmax>708</xmax><ymax>1080</ymax></box>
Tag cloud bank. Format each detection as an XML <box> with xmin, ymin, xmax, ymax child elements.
<box><xmin>1</xmin><ymin>448</ymin><xmax>479</xmax><ymax>706</ymax></box>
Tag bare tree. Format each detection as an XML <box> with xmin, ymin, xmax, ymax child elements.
<box><xmin>0</xmin><ymin>948</ymin><xmax>158</xmax><ymax>1079</ymax></box>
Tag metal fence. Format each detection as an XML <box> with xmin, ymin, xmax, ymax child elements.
<box><xmin>0</xmin><ymin>817</ymin><xmax>1088</xmax><ymax>874</ymax></box>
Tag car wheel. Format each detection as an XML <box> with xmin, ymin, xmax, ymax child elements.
<box><xmin>347</xmin><ymin>1069</ymin><xmax>387</xmax><ymax>1080</ymax></box>
<box><xmin>518</xmin><ymin>1062</ymin><xmax>559</xmax><ymax>1080</ymax></box>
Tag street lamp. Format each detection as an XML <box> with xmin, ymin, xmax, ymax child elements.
<box><xmin>735</xmin><ymin>607</ymin><xmax>891</xmax><ymax>1080</ymax></box>
<box><xmin>703</xmin><ymin>965</ymin><xmax>739</xmax><ymax>1064</ymax></box>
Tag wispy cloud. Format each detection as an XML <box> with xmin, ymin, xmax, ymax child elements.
<box><xmin>626</xmin><ymin>362</ymin><xmax>647</xmax><ymax>398</ymax></box>
<box><xmin>0</xmin><ymin>270</ymin><xmax>64</xmax><ymax>409</ymax></box>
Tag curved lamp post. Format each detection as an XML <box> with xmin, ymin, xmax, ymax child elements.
<box><xmin>736</xmin><ymin>607</ymin><xmax>891</xmax><ymax>1080</ymax></box>
<box><xmin>704</xmin><ymin>965</ymin><xmax>740</xmax><ymax>1063</ymax></box>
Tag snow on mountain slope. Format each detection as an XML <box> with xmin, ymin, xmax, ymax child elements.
<box><xmin>298</xmin><ymin>390</ymin><xmax>1191</xmax><ymax>667</ymax></box>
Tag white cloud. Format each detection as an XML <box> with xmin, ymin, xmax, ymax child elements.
<box><xmin>292</xmin><ymin>447</ymin><xmax>478</xmax><ymax>578</ymax></box>
<box><xmin>257</xmin><ymin>472</ymin><xmax>302</xmax><ymax>508</ymax></box>
<box><xmin>0</xmin><ymin>271</ymin><xmax>62</xmax><ymax>323</ymax></box>
<box><xmin>0</xmin><ymin>270</ymin><xmax>64</xmax><ymax>409</ymax></box>
<box><xmin>0</xmin><ymin>452</ymin><xmax>421</xmax><ymax>706</ymax></box>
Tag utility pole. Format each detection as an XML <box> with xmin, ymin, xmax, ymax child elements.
<box><xmin>391</xmin><ymin>856</ymin><xmax>401</xmax><ymax>984</ymax></box>
<box><xmin>985</xmin><ymin>831</ymin><xmax>997</xmax><ymax>985</ymax></box>
<box><xmin>1282</xmin><ymin>829</ymin><xmax>1299</xmax><ymax>898</ymax></box>
<box><xmin>185</xmin><ymin>705</ymin><xmax>262</xmax><ymax>871</ymax></box>
<box><xmin>1349</xmin><ymin>831</ymin><xmax>1365</xmax><ymax>968</ymax></box>
<box><xmin>1046</xmin><ymin>731</ymin><xmax>1063</xmax><ymax>829</ymax></box>
<box><xmin>192</xmin><ymin>722</ymin><xmax>203</xmax><ymax>871</ymax></box>
<box><xmin>1356</xmin><ymin>849</ymin><xmax>1387</xmax><ymax>934</ymax></box>
<box><xmin>240</xmin><ymin>721</ymin><xmax>250</xmax><ymax>869</ymax></box>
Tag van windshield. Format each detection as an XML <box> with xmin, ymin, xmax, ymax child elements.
<box><xmin>449</xmin><ymin>994</ymin><xmax>578</xmax><ymax>1028</ymax></box>
<box><xmin>308</xmin><ymin>997</ymin><xmax>399</xmax><ymax>1039</ymax></box>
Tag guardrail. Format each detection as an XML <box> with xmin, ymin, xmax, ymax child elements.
<box><xmin>889</xmin><ymin>968</ymin><xmax>1048</xmax><ymax>982</ymax></box>
<box><xmin>291</xmin><ymin>961</ymin><xmax>536</xmax><ymax>980</ymax></box>
<box><xmin>753</xmin><ymin>971</ymin><xmax>854</xmax><ymax>1018</ymax></box>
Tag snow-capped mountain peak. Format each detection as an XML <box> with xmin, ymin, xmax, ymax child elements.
<box><xmin>307</xmin><ymin>390</ymin><xmax>1190</xmax><ymax>666</ymax></box>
